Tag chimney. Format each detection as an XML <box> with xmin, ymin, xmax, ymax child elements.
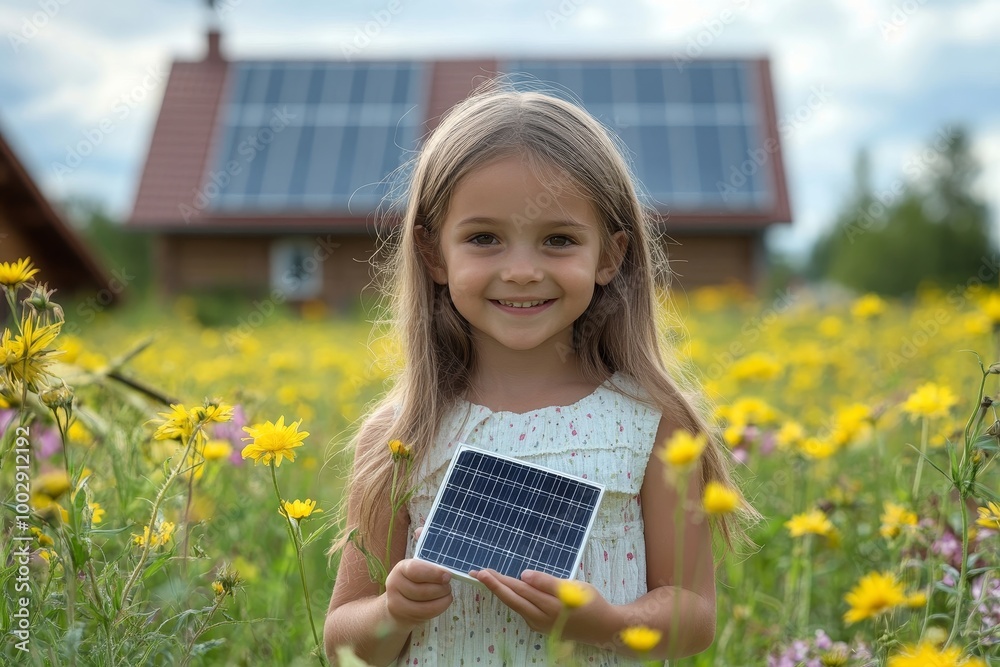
<box><xmin>206</xmin><ymin>29</ymin><xmax>222</xmax><ymax>63</ymax></box>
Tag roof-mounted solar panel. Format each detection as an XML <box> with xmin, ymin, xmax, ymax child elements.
<box><xmin>206</xmin><ymin>61</ymin><xmax>424</xmax><ymax>213</ymax></box>
<box><xmin>503</xmin><ymin>60</ymin><xmax>773</xmax><ymax>211</ymax></box>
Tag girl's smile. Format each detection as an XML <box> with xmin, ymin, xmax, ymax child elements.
<box><xmin>490</xmin><ymin>298</ymin><xmax>557</xmax><ymax>313</ymax></box>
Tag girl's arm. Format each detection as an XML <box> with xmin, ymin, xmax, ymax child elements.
<box><xmin>324</xmin><ymin>408</ymin><xmax>454</xmax><ymax>666</ymax></box>
<box><xmin>470</xmin><ymin>415</ymin><xmax>717</xmax><ymax>660</ymax></box>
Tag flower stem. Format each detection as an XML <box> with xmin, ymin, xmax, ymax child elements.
<box><xmin>797</xmin><ymin>535</ymin><xmax>813</xmax><ymax>633</ymax></box>
<box><xmin>546</xmin><ymin>607</ymin><xmax>570</xmax><ymax>663</ymax></box>
<box><xmin>116</xmin><ymin>425</ymin><xmax>202</xmax><ymax>623</ymax></box>
<box><xmin>179</xmin><ymin>593</ymin><xmax>225</xmax><ymax>667</ymax></box>
<box><xmin>269</xmin><ymin>465</ymin><xmax>326</xmax><ymax>666</ymax></box>
<box><xmin>384</xmin><ymin>460</ymin><xmax>399</xmax><ymax>592</ymax></box>
<box><xmin>946</xmin><ymin>487</ymin><xmax>971</xmax><ymax>647</ymax></box>
<box><xmin>911</xmin><ymin>417</ymin><xmax>929</xmax><ymax>501</ymax></box>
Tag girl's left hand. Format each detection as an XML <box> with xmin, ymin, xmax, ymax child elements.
<box><xmin>469</xmin><ymin>568</ymin><xmax>614</xmax><ymax>638</ymax></box>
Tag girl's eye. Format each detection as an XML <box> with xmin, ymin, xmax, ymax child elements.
<box><xmin>546</xmin><ymin>236</ymin><xmax>575</xmax><ymax>247</ymax></box>
<box><xmin>469</xmin><ymin>234</ymin><xmax>497</xmax><ymax>246</ymax></box>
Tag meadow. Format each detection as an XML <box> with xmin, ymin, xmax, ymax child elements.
<box><xmin>2</xmin><ymin>261</ymin><xmax>999</xmax><ymax>666</ymax></box>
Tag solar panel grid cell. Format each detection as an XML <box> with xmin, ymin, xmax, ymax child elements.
<box><xmin>208</xmin><ymin>61</ymin><xmax>423</xmax><ymax>212</ymax></box>
<box><xmin>414</xmin><ymin>445</ymin><xmax>604</xmax><ymax>582</ymax></box>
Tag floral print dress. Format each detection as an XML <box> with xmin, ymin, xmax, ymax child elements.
<box><xmin>397</xmin><ymin>371</ymin><xmax>665</xmax><ymax>666</ymax></box>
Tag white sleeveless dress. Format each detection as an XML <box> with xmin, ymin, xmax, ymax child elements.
<box><xmin>397</xmin><ymin>371</ymin><xmax>665</xmax><ymax>666</ymax></box>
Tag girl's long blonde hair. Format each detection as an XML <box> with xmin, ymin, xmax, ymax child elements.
<box><xmin>330</xmin><ymin>76</ymin><xmax>758</xmax><ymax>563</ymax></box>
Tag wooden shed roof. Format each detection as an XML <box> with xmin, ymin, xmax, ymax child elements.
<box><xmin>0</xmin><ymin>127</ymin><xmax>113</xmax><ymax>297</ymax></box>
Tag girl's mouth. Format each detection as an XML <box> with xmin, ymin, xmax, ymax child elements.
<box><xmin>490</xmin><ymin>299</ymin><xmax>555</xmax><ymax>313</ymax></box>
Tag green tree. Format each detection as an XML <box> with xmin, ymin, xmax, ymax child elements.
<box><xmin>809</xmin><ymin>126</ymin><xmax>993</xmax><ymax>295</ymax></box>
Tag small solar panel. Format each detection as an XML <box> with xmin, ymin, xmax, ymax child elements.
<box><xmin>414</xmin><ymin>445</ymin><xmax>604</xmax><ymax>582</ymax></box>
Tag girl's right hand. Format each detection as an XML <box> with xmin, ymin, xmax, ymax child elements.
<box><xmin>384</xmin><ymin>557</ymin><xmax>453</xmax><ymax>629</ymax></box>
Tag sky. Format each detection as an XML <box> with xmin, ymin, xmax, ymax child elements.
<box><xmin>1</xmin><ymin>0</ymin><xmax>998</xmax><ymax>261</ymax></box>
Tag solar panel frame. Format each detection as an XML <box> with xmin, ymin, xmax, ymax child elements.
<box><xmin>413</xmin><ymin>444</ymin><xmax>605</xmax><ymax>585</ymax></box>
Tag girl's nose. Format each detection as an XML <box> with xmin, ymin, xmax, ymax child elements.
<box><xmin>499</xmin><ymin>247</ymin><xmax>544</xmax><ymax>284</ymax></box>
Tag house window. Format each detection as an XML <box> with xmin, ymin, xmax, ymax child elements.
<box><xmin>270</xmin><ymin>238</ymin><xmax>322</xmax><ymax>299</ymax></box>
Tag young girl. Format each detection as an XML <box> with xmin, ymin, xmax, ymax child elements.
<box><xmin>325</xmin><ymin>79</ymin><xmax>754</xmax><ymax>666</ymax></box>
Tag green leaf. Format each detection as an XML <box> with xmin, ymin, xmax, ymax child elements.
<box><xmin>140</xmin><ymin>550</ymin><xmax>173</xmax><ymax>581</ymax></box>
<box><xmin>191</xmin><ymin>639</ymin><xmax>227</xmax><ymax>657</ymax></box>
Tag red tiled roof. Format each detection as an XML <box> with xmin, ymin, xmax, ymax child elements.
<box><xmin>130</xmin><ymin>56</ymin><xmax>229</xmax><ymax>226</ymax></box>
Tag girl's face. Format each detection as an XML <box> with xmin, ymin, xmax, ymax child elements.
<box><xmin>424</xmin><ymin>153</ymin><xmax>626</xmax><ymax>358</ymax></box>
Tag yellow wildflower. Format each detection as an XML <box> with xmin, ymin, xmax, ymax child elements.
<box><xmin>723</xmin><ymin>423</ymin><xmax>744</xmax><ymax>448</ymax></box>
<box><xmin>799</xmin><ymin>437</ymin><xmax>837</xmax><ymax>460</ymax></box>
<box><xmin>34</xmin><ymin>470</ymin><xmax>71</xmax><ymax>499</ymax></box>
<box><xmin>89</xmin><ymin>502</ymin><xmax>105</xmax><ymax>525</ymax></box>
<box><xmin>191</xmin><ymin>399</ymin><xmax>234</xmax><ymax>424</ymax></box>
<box><xmin>887</xmin><ymin>641</ymin><xmax>969</xmax><ymax>667</ymax></box>
<box><xmin>556</xmin><ymin>580</ymin><xmax>593</xmax><ymax>608</ymax></box>
<box><xmin>702</xmin><ymin>481</ymin><xmax>740</xmax><ymax>515</ymax></box>
<box><xmin>658</xmin><ymin>430</ymin><xmax>706</xmax><ymax>470</ymax></box>
<box><xmin>904</xmin><ymin>591</ymin><xmax>927</xmax><ymax>608</ymax></box>
<box><xmin>212</xmin><ymin>581</ymin><xmax>225</xmax><ymax>597</ymax></box>
<box><xmin>0</xmin><ymin>257</ymin><xmax>39</xmax><ymax>289</ymax></box>
<box><xmin>150</xmin><ymin>404</ymin><xmax>197</xmax><ymax>442</ymax></box>
<box><xmin>388</xmin><ymin>439</ymin><xmax>412</xmax><ymax>460</ymax></box>
<box><xmin>851</xmin><ymin>293</ymin><xmax>885</xmax><ymax>320</ymax></box>
<box><xmin>818</xmin><ymin>315</ymin><xmax>843</xmax><ymax>338</ymax></box>
<box><xmin>30</xmin><ymin>526</ymin><xmax>54</xmax><ymax>547</ymax></box>
<box><xmin>880</xmin><ymin>501</ymin><xmax>918</xmax><ymax>539</ymax></box>
<box><xmin>775</xmin><ymin>421</ymin><xmax>805</xmax><ymax>450</ymax></box>
<box><xmin>729</xmin><ymin>353</ymin><xmax>782</xmax><ymax>382</ymax></box>
<box><xmin>1</xmin><ymin>316</ymin><xmax>63</xmax><ymax>387</ymax></box>
<box><xmin>202</xmin><ymin>439</ymin><xmax>233</xmax><ymax>461</ymax></box>
<box><xmin>830</xmin><ymin>403</ymin><xmax>872</xmax><ymax>446</ymax></box>
<box><xmin>902</xmin><ymin>383</ymin><xmax>958</xmax><ymax>421</ymax></box>
<box><xmin>619</xmin><ymin>626</ymin><xmax>661</xmax><ymax>653</ymax></box>
<box><xmin>241</xmin><ymin>416</ymin><xmax>309</xmax><ymax>467</ymax></box>
<box><xmin>280</xmin><ymin>498</ymin><xmax>322</xmax><ymax>520</ymax></box>
<box><xmin>843</xmin><ymin>571</ymin><xmax>906</xmax><ymax>624</ymax></box>
<box><xmin>785</xmin><ymin>509</ymin><xmax>834</xmax><ymax>538</ymax></box>
<box><xmin>975</xmin><ymin>501</ymin><xmax>1000</xmax><ymax>531</ymax></box>
<box><xmin>981</xmin><ymin>293</ymin><xmax>1000</xmax><ymax>325</ymax></box>
<box><xmin>133</xmin><ymin>520</ymin><xmax>176</xmax><ymax>548</ymax></box>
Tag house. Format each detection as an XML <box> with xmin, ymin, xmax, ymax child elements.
<box><xmin>129</xmin><ymin>31</ymin><xmax>791</xmax><ymax>310</ymax></box>
<box><xmin>0</xmin><ymin>127</ymin><xmax>114</xmax><ymax>307</ymax></box>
